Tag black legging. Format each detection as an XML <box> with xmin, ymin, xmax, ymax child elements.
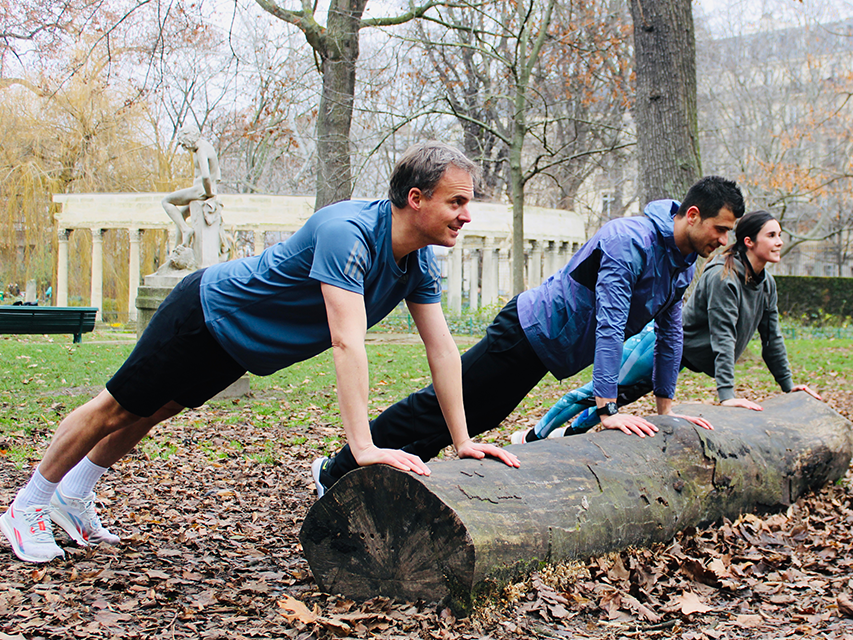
<box><xmin>325</xmin><ymin>296</ymin><xmax>549</xmax><ymax>481</ymax></box>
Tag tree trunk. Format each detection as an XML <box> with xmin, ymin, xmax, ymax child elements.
<box><xmin>313</xmin><ymin>0</ymin><xmax>367</xmax><ymax>210</ymax></box>
<box><xmin>629</xmin><ymin>0</ymin><xmax>701</xmax><ymax>204</ymax></box>
<box><xmin>300</xmin><ymin>394</ymin><xmax>852</xmax><ymax>612</ymax></box>
<box><xmin>510</xmin><ymin>153</ymin><xmax>526</xmax><ymax>295</ymax></box>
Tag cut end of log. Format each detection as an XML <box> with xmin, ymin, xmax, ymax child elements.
<box><xmin>300</xmin><ymin>464</ymin><xmax>475</xmax><ymax>604</ymax></box>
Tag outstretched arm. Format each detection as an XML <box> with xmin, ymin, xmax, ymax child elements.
<box><xmin>407</xmin><ymin>301</ymin><xmax>519</xmax><ymax>468</ymax></box>
<box><xmin>322</xmin><ymin>284</ymin><xmax>431</xmax><ymax>475</ymax></box>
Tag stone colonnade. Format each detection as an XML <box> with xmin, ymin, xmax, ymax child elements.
<box><xmin>442</xmin><ymin>202</ymin><xmax>586</xmax><ymax>312</ymax></box>
<box><xmin>53</xmin><ymin>193</ymin><xmax>317</xmax><ymax>321</ymax></box>
<box><xmin>52</xmin><ymin>195</ymin><xmax>586</xmax><ymax>321</ymax></box>
<box><xmin>444</xmin><ymin>237</ymin><xmax>580</xmax><ymax>313</ymax></box>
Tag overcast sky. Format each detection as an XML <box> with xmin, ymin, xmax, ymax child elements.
<box><xmin>694</xmin><ymin>0</ymin><xmax>853</xmax><ymax>36</ymax></box>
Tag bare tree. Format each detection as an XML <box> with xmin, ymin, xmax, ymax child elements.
<box><xmin>253</xmin><ymin>0</ymin><xmax>449</xmax><ymax>210</ymax></box>
<box><xmin>411</xmin><ymin>0</ymin><xmax>634</xmax><ymax>293</ymax></box>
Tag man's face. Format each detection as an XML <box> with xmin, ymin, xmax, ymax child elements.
<box><xmin>413</xmin><ymin>165</ymin><xmax>474</xmax><ymax>248</ymax></box>
<box><xmin>687</xmin><ymin>206</ymin><xmax>737</xmax><ymax>257</ymax></box>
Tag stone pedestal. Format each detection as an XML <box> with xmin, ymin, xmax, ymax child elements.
<box><xmin>190</xmin><ymin>199</ymin><xmax>224</xmax><ymax>268</ymax></box>
<box><xmin>135</xmin><ymin>272</ymin><xmax>186</xmax><ymax>339</ymax></box>
<box><xmin>135</xmin><ymin>266</ymin><xmax>250</xmax><ymax>400</ymax></box>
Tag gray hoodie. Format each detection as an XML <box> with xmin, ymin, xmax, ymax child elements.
<box><xmin>681</xmin><ymin>255</ymin><xmax>793</xmax><ymax>401</ymax></box>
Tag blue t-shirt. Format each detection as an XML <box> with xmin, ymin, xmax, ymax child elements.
<box><xmin>200</xmin><ymin>199</ymin><xmax>442</xmax><ymax>375</ymax></box>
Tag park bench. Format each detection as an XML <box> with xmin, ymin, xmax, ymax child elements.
<box><xmin>0</xmin><ymin>306</ymin><xmax>99</xmax><ymax>343</ymax></box>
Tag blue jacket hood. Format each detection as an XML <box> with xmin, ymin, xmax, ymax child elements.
<box><xmin>643</xmin><ymin>199</ymin><xmax>697</xmax><ymax>271</ymax></box>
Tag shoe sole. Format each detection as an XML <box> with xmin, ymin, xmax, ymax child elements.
<box><xmin>0</xmin><ymin>513</ymin><xmax>64</xmax><ymax>563</ymax></box>
<box><xmin>311</xmin><ymin>458</ymin><xmax>327</xmax><ymax>499</ymax></box>
<box><xmin>49</xmin><ymin>508</ymin><xmax>90</xmax><ymax>547</ymax></box>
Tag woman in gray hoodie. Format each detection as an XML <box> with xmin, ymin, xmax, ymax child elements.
<box><xmin>513</xmin><ymin>210</ymin><xmax>821</xmax><ymax>442</ymax></box>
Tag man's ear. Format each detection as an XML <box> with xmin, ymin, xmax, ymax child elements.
<box><xmin>408</xmin><ymin>188</ymin><xmax>423</xmax><ymax>210</ymax></box>
<box><xmin>685</xmin><ymin>205</ymin><xmax>702</xmax><ymax>225</ymax></box>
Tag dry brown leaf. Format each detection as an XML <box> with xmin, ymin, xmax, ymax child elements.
<box><xmin>621</xmin><ymin>593</ymin><xmax>662</xmax><ymax>623</ymax></box>
<box><xmin>837</xmin><ymin>593</ymin><xmax>853</xmax><ymax>617</ymax></box>
<box><xmin>734</xmin><ymin>613</ymin><xmax>763</xmax><ymax>628</ymax></box>
<box><xmin>278</xmin><ymin>595</ymin><xmax>318</xmax><ymax>624</ymax></box>
<box><xmin>676</xmin><ymin>591</ymin><xmax>712</xmax><ymax>615</ymax></box>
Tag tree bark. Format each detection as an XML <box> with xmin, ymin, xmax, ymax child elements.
<box><xmin>313</xmin><ymin>0</ymin><xmax>366</xmax><ymax>210</ymax></box>
<box><xmin>300</xmin><ymin>394</ymin><xmax>852</xmax><ymax>612</ymax></box>
<box><xmin>629</xmin><ymin>0</ymin><xmax>701</xmax><ymax>204</ymax></box>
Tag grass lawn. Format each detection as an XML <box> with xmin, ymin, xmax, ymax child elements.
<box><xmin>1</xmin><ymin>329</ymin><xmax>850</xmax><ymax>467</ymax></box>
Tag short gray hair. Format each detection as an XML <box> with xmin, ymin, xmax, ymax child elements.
<box><xmin>388</xmin><ymin>141</ymin><xmax>481</xmax><ymax>208</ymax></box>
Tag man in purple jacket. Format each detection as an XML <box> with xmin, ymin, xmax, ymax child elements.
<box><xmin>313</xmin><ymin>176</ymin><xmax>745</xmax><ymax>496</ymax></box>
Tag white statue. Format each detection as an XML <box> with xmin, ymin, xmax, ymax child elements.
<box><xmin>161</xmin><ymin>125</ymin><xmax>221</xmax><ymax>248</ymax></box>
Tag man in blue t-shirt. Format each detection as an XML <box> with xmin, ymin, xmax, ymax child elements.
<box><xmin>2</xmin><ymin>141</ymin><xmax>519</xmax><ymax>564</ymax></box>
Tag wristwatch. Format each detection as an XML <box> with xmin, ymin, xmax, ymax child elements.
<box><xmin>596</xmin><ymin>402</ymin><xmax>619</xmax><ymax>417</ymax></box>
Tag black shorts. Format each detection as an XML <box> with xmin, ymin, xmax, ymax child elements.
<box><xmin>106</xmin><ymin>269</ymin><xmax>246</xmax><ymax>417</ymax></box>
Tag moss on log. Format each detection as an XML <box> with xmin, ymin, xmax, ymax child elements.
<box><xmin>300</xmin><ymin>394</ymin><xmax>852</xmax><ymax>611</ymax></box>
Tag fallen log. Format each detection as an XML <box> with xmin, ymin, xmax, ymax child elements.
<box><xmin>299</xmin><ymin>393</ymin><xmax>852</xmax><ymax>612</ymax></box>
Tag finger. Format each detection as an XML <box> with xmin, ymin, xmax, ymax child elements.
<box><xmin>621</xmin><ymin>423</ymin><xmax>645</xmax><ymax>438</ymax></box>
<box><xmin>479</xmin><ymin>445</ymin><xmax>520</xmax><ymax>467</ymax></box>
<box><xmin>633</xmin><ymin>419</ymin><xmax>657</xmax><ymax>435</ymax></box>
<box><xmin>398</xmin><ymin>452</ymin><xmax>431</xmax><ymax>475</ymax></box>
<box><xmin>639</xmin><ymin>423</ymin><xmax>658</xmax><ymax>436</ymax></box>
<box><xmin>494</xmin><ymin>449</ymin><xmax>521</xmax><ymax>467</ymax></box>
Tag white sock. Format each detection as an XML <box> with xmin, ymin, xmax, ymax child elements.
<box><xmin>59</xmin><ymin>457</ymin><xmax>108</xmax><ymax>499</ymax></box>
<box><xmin>13</xmin><ymin>468</ymin><xmax>59</xmax><ymax>509</ymax></box>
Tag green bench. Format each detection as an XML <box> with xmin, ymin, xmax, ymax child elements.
<box><xmin>0</xmin><ymin>306</ymin><xmax>99</xmax><ymax>343</ymax></box>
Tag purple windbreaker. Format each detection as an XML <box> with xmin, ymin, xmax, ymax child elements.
<box><xmin>517</xmin><ymin>200</ymin><xmax>697</xmax><ymax>399</ymax></box>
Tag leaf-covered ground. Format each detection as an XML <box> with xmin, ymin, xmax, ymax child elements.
<box><xmin>1</xmin><ymin>337</ymin><xmax>853</xmax><ymax>639</ymax></box>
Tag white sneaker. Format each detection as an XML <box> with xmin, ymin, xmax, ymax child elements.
<box><xmin>547</xmin><ymin>427</ymin><xmax>568</xmax><ymax>439</ymax></box>
<box><xmin>1</xmin><ymin>504</ymin><xmax>65</xmax><ymax>563</ymax></box>
<box><xmin>312</xmin><ymin>457</ymin><xmax>332</xmax><ymax>498</ymax></box>
<box><xmin>50</xmin><ymin>488</ymin><xmax>120</xmax><ymax>546</ymax></box>
<box><xmin>510</xmin><ymin>428</ymin><xmax>531</xmax><ymax>445</ymax></box>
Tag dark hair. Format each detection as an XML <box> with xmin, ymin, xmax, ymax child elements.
<box><xmin>721</xmin><ymin>209</ymin><xmax>777</xmax><ymax>281</ymax></box>
<box><xmin>388</xmin><ymin>141</ymin><xmax>481</xmax><ymax>208</ymax></box>
<box><xmin>676</xmin><ymin>175</ymin><xmax>745</xmax><ymax>220</ymax></box>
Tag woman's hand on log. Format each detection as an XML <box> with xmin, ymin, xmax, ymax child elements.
<box><xmin>721</xmin><ymin>398</ymin><xmax>763</xmax><ymax>411</ymax></box>
<box><xmin>456</xmin><ymin>440</ymin><xmax>520</xmax><ymax>468</ymax></box>
<box><xmin>668</xmin><ymin>413</ymin><xmax>714</xmax><ymax>430</ymax></box>
<box><xmin>352</xmin><ymin>445</ymin><xmax>432</xmax><ymax>476</ymax></box>
<box><xmin>791</xmin><ymin>384</ymin><xmax>822</xmax><ymax>401</ymax></box>
<box><xmin>599</xmin><ymin>414</ymin><xmax>659</xmax><ymax>438</ymax></box>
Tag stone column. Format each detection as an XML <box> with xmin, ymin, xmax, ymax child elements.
<box><xmin>466</xmin><ymin>248</ymin><xmax>479</xmax><ymax>311</ymax></box>
<box><xmin>498</xmin><ymin>247</ymin><xmax>510</xmax><ymax>298</ymax></box>
<box><xmin>447</xmin><ymin>244</ymin><xmax>464</xmax><ymax>314</ymax></box>
<box><xmin>57</xmin><ymin>229</ymin><xmax>70</xmax><ymax>306</ymax></box>
<box><xmin>481</xmin><ymin>242</ymin><xmax>499</xmax><ymax>307</ymax></box>
<box><xmin>528</xmin><ymin>240</ymin><xmax>543</xmax><ymax>289</ymax></box>
<box><xmin>254</xmin><ymin>230</ymin><xmax>266</xmax><ymax>255</ymax></box>
<box><xmin>90</xmin><ymin>228</ymin><xmax>104</xmax><ymax>319</ymax></box>
<box><xmin>128</xmin><ymin>228</ymin><xmax>141</xmax><ymax>322</ymax></box>
<box><xmin>544</xmin><ymin>241</ymin><xmax>559</xmax><ymax>279</ymax></box>
<box><xmin>560</xmin><ymin>242</ymin><xmax>571</xmax><ymax>268</ymax></box>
